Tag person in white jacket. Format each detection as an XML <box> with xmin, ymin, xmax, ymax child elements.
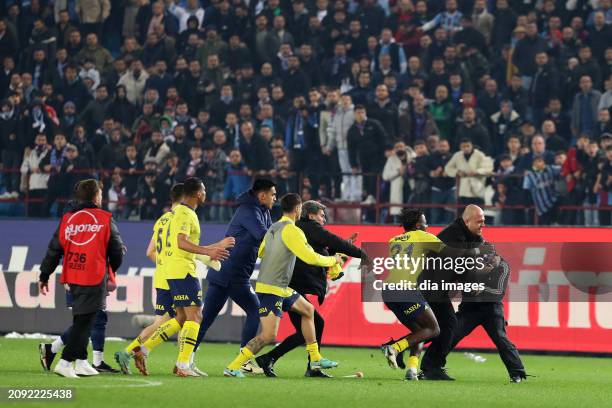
<box><xmin>444</xmin><ymin>138</ymin><xmax>493</xmax><ymax>207</ymax></box>
<box><xmin>325</xmin><ymin>94</ymin><xmax>360</xmax><ymax>201</ymax></box>
<box><xmin>382</xmin><ymin>141</ymin><xmax>416</xmax><ymax>219</ymax></box>
<box><xmin>20</xmin><ymin>134</ymin><xmax>51</xmax><ymax>217</ymax></box>
<box><xmin>117</xmin><ymin>59</ymin><xmax>149</xmax><ymax>105</ymax></box>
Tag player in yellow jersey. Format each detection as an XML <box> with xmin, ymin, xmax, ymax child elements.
<box><xmin>132</xmin><ymin>177</ymin><xmax>235</xmax><ymax>377</ymax></box>
<box><xmin>115</xmin><ymin>183</ymin><xmax>222</xmax><ymax>376</ymax></box>
<box><xmin>380</xmin><ymin>209</ymin><xmax>492</xmax><ymax>380</ymax></box>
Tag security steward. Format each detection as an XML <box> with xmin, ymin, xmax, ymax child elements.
<box><xmin>39</xmin><ymin>179</ymin><xmax>124</xmax><ymax>378</ymax></box>
<box><xmin>450</xmin><ymin>248</ymin><xmax>528</xmax><ymax>383</ymax></box>
<box><xmin>419</xmin><ymin>204</ymin><xmax>490</xmax><ymax>380</ymax></box>
<box><xmin>255</xmin><ymin>200</ymin><xmax>369</xmax><ymax>378</ymax></box>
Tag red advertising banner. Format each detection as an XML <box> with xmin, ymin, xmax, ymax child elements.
<box><xmin>277</xmin><ymin>226</ymin><xmax>612</xmax><ymax>353</ymax></box>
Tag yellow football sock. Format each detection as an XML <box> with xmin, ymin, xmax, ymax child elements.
<box><xmin>142</xmin><ymin>318</ymin><xmax>182</xmax><ymax>352</ymax></box>
<box><xmin>177</xmin><ymin>320</ymin><xmax>200</xmax><ymax>366</ymax></box>
<box><xmin>125</xmin><ymin>336</ymin><xmax>142</xmax><ymax>353</ymax></box>
<box><xmin>408</xmin><ymin>356</ymin><xmax>419</xmax><ymax>370</ymax></box>
<box><xmin>227</xmin><ymin>347</ymin><xmax>254</xmax><ymax>370</ymax></box>
<box><xmin>392</xmin><ymin>338</ymin><xmax>409</xmax><ymax>353</ymax></box>
<box><xmin>306</xmin><ymin>342</ymin><xmax>323</xmax><ymax>362</ymax></box>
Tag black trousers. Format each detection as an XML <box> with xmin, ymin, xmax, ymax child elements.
<box><xmin>266</xmin><ymin>308</ymin><xmax>324</xmax><ymax>362</ymax></box>
<box><xmin>61</xmin><ymin>312</ymin><xmax>97</xmax><ymax>362</ymax></box>
<box><xmin>451</xmin><ymin>302</ymin><xmax>526</xmax><ymax>377</ymax></box>
<box><xmin>420</xmin><ymin>297</ymin><xmax>457</xmax><ymax>372</ymax></box>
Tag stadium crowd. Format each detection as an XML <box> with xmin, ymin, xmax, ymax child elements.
<box><xmin>0</xmin><ymin>0</ymin><xmax>611</xmax><ymax>225</ymax></box>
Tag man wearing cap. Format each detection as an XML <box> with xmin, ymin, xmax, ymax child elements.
<box><xmin>255</xmin><ymin>200</ymin><xmax>369</xmax><ymax>377</ymax></box>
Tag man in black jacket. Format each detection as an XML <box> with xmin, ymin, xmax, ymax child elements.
<box><xmin>38</xmin><ymin>179</ymin><xmax>124</xmax><ymax>378</ymax></box>
<box><xmin>419</xmin><ymin>204</ymin><xmax>485</xmax><ymax>380</ymax></box>
<box><xmin>450</xmin><ymin>248</ymin><xmax>527</xmax><ymax>383</ymax></box>
<box><xmin>347</xmin><ymin>105</ymin><xmax>390</xmax><ymax>202</ymax></box>
<box><xmin>255</xmin><ymin>200</ymin><xmax>369</xmax><ymax>378</ymax></box>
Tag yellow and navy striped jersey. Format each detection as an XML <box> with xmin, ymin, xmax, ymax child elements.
<box><xmin>164</xmin><ymin>204</ymin><xmax>201</xmax><ymax>279</ymax></box>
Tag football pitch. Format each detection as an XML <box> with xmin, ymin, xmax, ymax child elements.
<box><xmin>0</xmin><ymin>339</ymin><xmax>610</xmax><ymax>408</ymax></box>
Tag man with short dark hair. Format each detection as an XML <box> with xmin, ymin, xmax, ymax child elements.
<box><xmin>256</xmin><ymin>200</ymin><xmax>368</xmax><ymax>378</ymax></box>
<box><xmin>224</xmin><ymin>194</ymin><xmax>343</xmax><ymax>378</ymax></box>
<box><xmin>192</xmin><ymin>179</ymin><xmax>277</xmax><ymax>374</ymax></box>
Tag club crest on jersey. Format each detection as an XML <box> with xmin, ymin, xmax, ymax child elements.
<box><xmin>64</xmin><ymin>210</ymin><xmax>105</xmax><ymax>246</ymax></box>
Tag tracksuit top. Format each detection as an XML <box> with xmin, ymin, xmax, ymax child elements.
<box><xmin>255</xmin><ymin>216</ymin><xmax>336</xmax><ymax>297</ymax></box>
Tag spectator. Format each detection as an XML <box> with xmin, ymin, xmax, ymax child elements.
<box><xmin>444</xmin><ymin>138</ymin><xmax>494</xmax><ymax>207</ymax></box>
<box><xmin>76</xmin><ymin>33</ymin><xmax>113</xmax><ymax>79</ymax></box>
<box><xmin>490</xmin><ymin>100</ymin><xmax>522</xmax><ymax>155</ymax></box>
<box><xmin>224</xmin><ymin>149</ymin><xmax>251</xmax><ymax>203</ymax></box>
<box><xmin>40</xmin><ymin>133</ymin><xmax>69</xmax><ymax>216</ymax></box>
<box><xmin>571</xmin><ymin>75</ymin><xmax>602</xmax><ymax>138</ymax></box>
<box><xmin>523</xmin><ymin>156</ymin><xmax>561</xmax><ymax>225</ymax></box>
<box><xmin>0</xmin><ymin>99</ymin><xmax>20</xmax><ymax>197</ymax></box>
<box><xmin>107</xmin><ymin>171</ymin><xmax>127</xmax><ymax>218</ymax></box>
<box><xmin>541</xmin><ymin>120</ymin><xmax>569</xmax><ymax>152</ymax></box>
<box><xmin>513</xmin><ymin>22</ymin><xmax>548</xmax><ymax>89</ymax></box>
<box><xmin>142</xmin><ymin>130</ymin><xmax>170</xmax><ymax>167</ymax></box>
<box><xmin>428</xmin><ymin>138</ymin><xmax>456</xmax><ymax>224</ymax></box>
<box><xmin>76</xmin><ymin>0</ymin><xmax>111</xmax><ymax>37</ymax></box>
<box><xmin>517</xmin><ymin>135</ymin><xmax>555</xmax><ymax>171</ymax></box>
<box><xmin>455</xmin><ymin>107</ymin><xmax>492</xmax><ymax>156</ymax></box>
<box><xmin>597</xmin><ymin>145</ymin><xmax>612</xmax><ymax>226</ymax></box>
<box><xmin>326</xmin><ymin>93</ymin><xmax>358</xmax><ymax>202</ymax></box>
<box><xmin>399</xmin><ymin>93</ymin><xmax>439</xmax><ymax>145</ymax></box>
<box><xmin>138</xmin><ymin>171</ymin><xmax>161</xmax><ymax>220</ymax></box>
<box><xmin>383</xmin><ymin>140</ymin><xmax>413</xmax><ymax>220</ymax></box>
<box><xmin>20</xmin><ymin>133</ymin><xmax>50</xmax><ymax>216</ymax></box>
<box><xmin>118</xmin><ymin>59</ymin><xmax>149</xmax><ymax>105</ymax></box>
<box><xmin>347</xmin><ymin>104</ymin><xmax>388</xmax><ymax>204</ymax></box>
<box><xmin>238</xmin><ymin>121</ymin><xmax>273</xmax><ymax>175</ymax></box>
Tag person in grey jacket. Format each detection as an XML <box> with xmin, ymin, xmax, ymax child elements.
<box><xmin>571</xmin><ymin>75</ymin><xmax>602</xmax><ymax>138</ymax></box>
<box><xmin>325</xmin><ymin>93</ymin><xmax>358</xmax><ymax>201</ymax></box>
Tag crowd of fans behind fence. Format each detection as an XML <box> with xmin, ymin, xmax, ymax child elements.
<box><xmin>0</xmin><ymin>0</ymin><xmax>611</xmax><ymax>225</ymax></box>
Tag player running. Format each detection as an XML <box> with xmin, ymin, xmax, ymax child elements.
<box><xmin>114</xmin><ymin>184</ymin><xmax>221</xmax><ymax>376</ymax></box>
<box><xmin>192</xmin><ymin>179</ymin><xmax>276</xmax><ymax>375</ymax></box>
<box><xmin>130</xmin><ymin>177</ymin><xmax>234</xmax><ymax>377</ymax></box>
<box><xmin>224</xmin><ymin>194</ymin><xmax>343</xmax><ymax>378</ymax></box>
<box><xmin>380</xmin><ymin>209</ymin><xmax>493</xmax><ymax>380</ymax></box>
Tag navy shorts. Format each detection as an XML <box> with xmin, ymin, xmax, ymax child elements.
<box><xmin>154</xmin><ymin>288</ymin><xmax>176</xmax><ymax>317</ymax></box>
<box><xmin>257</xmin><ymin>290</ymin><xmax>300</xmax><ymax>318</ymax></box>
<box><xmin>382</xmin><ymin>290</ymin><xmax>429</xmax><ymax>327</ymax></box>
<box><xmin>167</xmin><ymin>275</ymin><xmax>203</xmax><ymax>308</ymax></box>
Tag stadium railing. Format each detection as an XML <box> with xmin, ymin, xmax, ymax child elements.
<box><xmin>0</xmin><ymin>167</ymin><xmax>610</xmax><ymax>226</ymax></box>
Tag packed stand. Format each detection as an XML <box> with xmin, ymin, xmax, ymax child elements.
<box><xmin>0</xmin><ymin>0</ymin><xmax>610</xmax><ymax>225</ymax></box>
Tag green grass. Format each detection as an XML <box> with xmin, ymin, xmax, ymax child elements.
<box><xmin>0</xmin><ymin>338</ymin><xmax>610</xmax><ymax>408</ymax></box>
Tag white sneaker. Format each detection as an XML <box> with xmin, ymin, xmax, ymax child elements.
<box><xmin>190</xmin><ymin>363</ymin><xmax>208</xmax><ymax>377</ymax></box>
<box><xmin>381</xmin><ymin>345</ymin><xmax>399</xmax><ymax>369</ymax></box>
<box><xmin>241</xmin><ymin>359</ymin><xmax>264</xmax><ymax>375</ymax></box>
<box><xmin>9</xmin><ymin>191</ymin><xmax>18</xmax><ymax>198</ymax></box>
<box><xmin>0</xmin><ymin>192</ymin><xmax>10</xmax><ymax>199</ymax></box>
<box><xmin>75</xmin><ymin>359</ymin><xmax>99</xmax><ymax>376</ymax></box>
<box><xmin>54</xmin><ymin>360</ymin><xmax>79</xmax><ymax>378</ymax></box>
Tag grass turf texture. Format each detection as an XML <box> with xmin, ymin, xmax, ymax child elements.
<box><xmin>0</xmin><ymin>339</ymin><xmax>610</xmax><ymax>408</ymax></box>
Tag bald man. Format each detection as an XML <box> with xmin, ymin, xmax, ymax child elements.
<box><xmin>419</xmin><ymin>205</ymin><xmax>487</xmax><ymax>380</ymax></box>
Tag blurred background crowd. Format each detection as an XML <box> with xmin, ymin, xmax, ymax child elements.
<box><xmin>0</xmin><ymin>0</ymin><xmax>610</xmax><ymax>225</ymax></box>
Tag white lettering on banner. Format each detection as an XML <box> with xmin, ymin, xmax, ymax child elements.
<box><xmin>8</xmin><ymin>246</ymin><xmax>28</xmax><ymax>272</ymax></box>
<box><xmin>595</xmin><ymin>291</ymin><xmax>612</xmax><ymax>329</ymax></box>
<box><xmin>363</xmin><ymin>302</ymin><xmax>396</xmax><ymax>324</ymax></box>
<box><xmin>0</xmin><ymin>269</ymin><xmax>14</xmax><ymax>307</ymax></box>
<box><xmin>106</xmin><ymin>275</ymin><xmax>144</xmax><ymax>313</ymax></box>
<box><xmin>15</xmin><ymin>271</ymin><xmax>55</xmax><ymax>309</ymax></box>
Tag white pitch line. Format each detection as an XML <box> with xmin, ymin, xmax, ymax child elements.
<box><xmin>73</xmin><ymin>378</ymin><xmax>163</xmax><ymax>388</ymax></box>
